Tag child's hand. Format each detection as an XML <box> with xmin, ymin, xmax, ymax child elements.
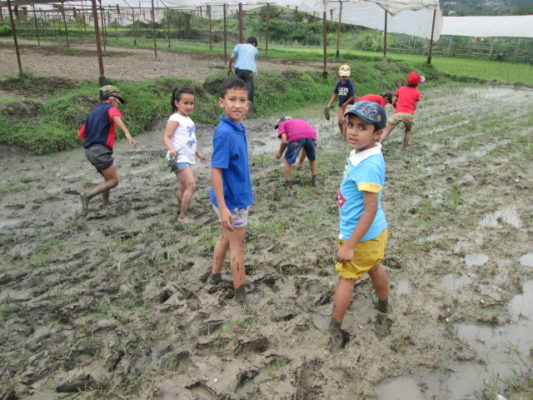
<box><xmin>128</xmin><ymin>137</ymin><xmax>138</xmax><ymax>148</ymax></box>
<box><xmin>337</xmin><ymin>244</ymin><xmax>355</xmax><ymax>263</ymax></box>
<box><xmin>275</xmin><ymin>151</ymin><xmax>282</xmax><ymax>159</ymax></box>
<box><xmin>197</xmin><ymin>151</ymin><xmax>207</xmax><ymax>161</ymax></box>
<box><xmin>220</xmin><ymin>207</ymin><xmax>233</xmax><ymax>232</ymax></box>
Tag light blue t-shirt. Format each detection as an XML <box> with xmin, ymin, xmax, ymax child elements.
<box><xmin>233</xmin><ymin>43</ymin><xmax>258</xmax><ymax>72</ymax></box>
<box><xmin>337</xmin><ymin>146</ymin><xmax>387</xmax><ymax>241</ymax></box>
<box><xmin>209</xmin><ymin>115</ymin><xmax>254</xmax><ymax>211</ymax></box>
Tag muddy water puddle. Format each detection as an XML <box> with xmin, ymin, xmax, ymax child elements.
<box><xmin>378</xmin><ymin>280</ymin><xmax>533</xmax><ymax>400</ymax></box>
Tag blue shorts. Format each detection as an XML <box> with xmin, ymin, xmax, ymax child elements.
<box><xmin>176</xmin><ymin>162</ymin><xmax>192</xmax><ymax>171</ymax></box>
<box><xmin>285</xmin><ymin>138</ymin><xmax>316</xmax><ymax>165</ymax></box>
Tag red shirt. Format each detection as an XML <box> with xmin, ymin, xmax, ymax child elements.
<box><xmin>394</xmin><ymin>86</ymin><xmax>421</xmax><ymax>114</ymax></box>
<box><xmin>358</xmin><ymin>94</ymin><xmax>385</xmax><ymax>107</ymax></box>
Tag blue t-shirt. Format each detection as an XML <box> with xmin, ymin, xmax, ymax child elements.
<box><xmin>337</xmin><ymin>147</ymin><xmax>387</xmax><ymax>241</ymax></box>
<box><xmin>209</xmin><ymin>115</ymin><xmax>254</xmax><ymax>211</ymax></box>
<box><xmin>334</xmin><ymin>79</ymin><xmax>355</xmax><ymax>106</ymax></box>
<box><xmin>233</xmin><ymin>43</ymin><xmax>258</xmax><ymax>72</ymax></box>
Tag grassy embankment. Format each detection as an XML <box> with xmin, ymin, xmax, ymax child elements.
<box><xmin>1</xmin><ymin>59</ymin><xmax>428</xmax><ymax>154</ymax></box>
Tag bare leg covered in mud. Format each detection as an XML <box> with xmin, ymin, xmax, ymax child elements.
<box><xmin>368</xmin><ymin>263</ymin><xmax>389</xmax><ymax>313</ymax></box>
<box><xmin>81</xmin><ymin>165</ymin><xmax>119</xmax><ymax>214</ymax></box>
<box><xmin>211</xmin><ymin>224</ymin><xmax>247</xmax><ymax>302</ymax></box>
<box><xmin>176</xmin><ymin>167</ymin><xmax>197</xmax><ymax>222</ymax></box>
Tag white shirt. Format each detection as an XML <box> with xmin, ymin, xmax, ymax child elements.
<box><xmin>166</xmin><ymin>113</ymin><xmax>197</xmax><ymax>164</ymax></box>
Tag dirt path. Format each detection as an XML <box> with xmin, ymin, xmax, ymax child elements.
<box><xmin>0</xmin><ymin>39</ymin><xmax>323</xmax><ymax>84</ymax></box>
<box><xmin>1</xmin><ymin>83</ymin><xmax>532</xmax><ymax>399</ymax></box>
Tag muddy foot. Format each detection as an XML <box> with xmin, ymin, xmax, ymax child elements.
<box><xmin>328</xmin><ymin>328</ymin><xmax>350</xmax><ymax>352</ymax></box>
<box><xmin>374</xmin><ymin>313</ymin><xmax>393</xmax><ymax>338</ymax></box>
<box><xmin>178</xmin><ymin>215</ymin><xmax>195</xmax><ymax>224</ymax></box>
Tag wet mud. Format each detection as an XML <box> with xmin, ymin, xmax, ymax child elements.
<box><xmin>1</xmin><ymin>85</ymin><xmax>532</xmax><ymax>399</ymax></box>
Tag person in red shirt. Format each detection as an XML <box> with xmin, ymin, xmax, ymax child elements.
<box><xmin>380</xmin><ymin>72</ymin><xmax>423</xmax><ymax>149</ymax></box>
<box><xmin>358</xmin><ymin>92</ymin><xmax>393</xmax><ymax>108</ymax></box>
<box><xmin>77</xmin><ymin>85</ymin><xmax>137</xmax><ymax>215</ymax></box>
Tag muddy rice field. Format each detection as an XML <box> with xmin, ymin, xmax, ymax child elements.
<box><xmin>0</xmin><ymin>42</ymin><xmax>532</xmax><ymax>399</ymax></box>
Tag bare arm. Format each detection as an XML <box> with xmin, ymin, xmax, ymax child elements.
<box><xmin>195</xmin><ymin>150</ymin><xmax>206</xmax><ymax>161</ymax></box>
<box><xmin>113</xmin><ymin>115</ymin><xmax>137</xmax><ymax>148</ymax></box>
<box><xmin>327</xmin><ymin>93</ymin><xmax>337</xmax><ymax>108</ymax></box>
<box><xmin>211</xmin><ymin>168</ymin><xmax>233</xmax><ymax>231</ymax></box>
<box><xmin>163</xmin><ymin>120</ymin><xmax>179</xmax><ymax>156</ymax></box>
<box><xmin>337</xmin><ymin>191</ymin><xmax>378</xmax><ymax>262</ymax></box>
<box><xmin>276</xmin><ymin>133</ymin><xmax>288</xmax><ymax>159</ymax></box>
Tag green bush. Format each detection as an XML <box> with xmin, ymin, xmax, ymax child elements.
<box><xmin>0</xmin><ymin>23</ymin><xmax>11</xmax><ymax>37</ymax></box>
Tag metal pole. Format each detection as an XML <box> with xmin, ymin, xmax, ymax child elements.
<box><xmin>335</xmin><ymin>0</ymin><xmax>342</xmax><ymax>59</ymax></box>
<box><xmin>426</xmin><ymin>8</ymin><xmax>436</xmax><ymax>64</ymax></box>
<box><xmin>90</xmin><ymin>0</ymin><xmax>105</xmax><ymax>84</ymax></box>
<box><xmin>383</xmin><ymin>10</ymin><xmax>388</xmax><ymax>60</ymax></box>
<box><xmin>32</xmin><ymin>3</ymin><xmax>40</xmax><ymax>46</ymax></box>
<box><xmin>6</xmin><ymin>0</ymin><xmax>23</xmax><ymax>77</ymax></box>
<box><xmin>322</xmin><ymin>10</ymin><xmax>327</xmax><ymax>78</ymax></box>
<box><xmin>223</xmin><ymin>3</ymin><xmax>227</xmax><ymax>62</ymax></box>
<box><xmin>151</xmin><ymin>0</ymin><xmax>157</xmax><ymax>59</ymax></box>
<box><xmin>238</xmin><ymin>2</ymin><xmax>243</xmax><ymax>42</ymax></box>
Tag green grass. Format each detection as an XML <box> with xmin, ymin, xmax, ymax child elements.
<box><xmin>0</xmin><ymin>62</ymin><xmax>416</xmax><ymax>154</ymax></box>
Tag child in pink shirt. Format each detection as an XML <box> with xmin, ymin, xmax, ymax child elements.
<box><xmin>274</xmin><ymin>117</ymin><xmax>318</xmax><ymax>187</ymax></box>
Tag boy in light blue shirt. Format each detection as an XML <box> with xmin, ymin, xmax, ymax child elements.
<box><xmin>228</xmin><ymin>37</ymin><xmax>259</xmax><ymax>104</ymax></box>
<box><xmin>329</xmin><ymin>101</ymin><xmax>390</xmax><ymax>350</ymax></box>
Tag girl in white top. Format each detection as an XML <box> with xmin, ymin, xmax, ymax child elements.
<box><xmin>163</xmin><ymin>88</ymin><xmax>206</xmax><ymax>223</ymax></box>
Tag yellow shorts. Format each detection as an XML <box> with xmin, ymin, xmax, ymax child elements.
<box><xmin>335</xmin><ymin>229</ymin><xmax>388</xmax><ymax>281</ymax></box>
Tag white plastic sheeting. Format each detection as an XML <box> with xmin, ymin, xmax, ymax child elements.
<box><xmin>441</xmin><ymin>15</ymin><xmax>533</xmax><ymax>38</ymax></box>
<box><xmin>330</xmin><ymin>2</ymin><xmax>441</xmax><ymax>40</ymax></box>
<box><xmin>156</xmin><ymin>0</ymin><xmax>440</xmax><ymax>39</ymax></box>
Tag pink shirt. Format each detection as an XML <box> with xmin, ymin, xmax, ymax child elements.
<box><xmin>277</xmin><ymin>119</ymin><xmax>317</xmax><ymax>142</ymax></box>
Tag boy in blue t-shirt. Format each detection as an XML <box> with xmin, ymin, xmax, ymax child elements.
<box><xmin>329</xmin><ymin>101</ymin><xmax>390</xmax><ymax>350</ymax></box>
<box><xmin>209</xmin><ymin>78</ymin><xmax>254</xmax><ymax>303</ymax></box>
<box><xmin>326</xmin><ymin>64</ymin><xmax>355</xmax><ymax>139</ymax></box>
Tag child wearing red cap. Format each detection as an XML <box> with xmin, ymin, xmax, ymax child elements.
<box><xmin>380</xmin><ymin>72</ymin><xmax>423</xmax><ymax>149</ymax></box>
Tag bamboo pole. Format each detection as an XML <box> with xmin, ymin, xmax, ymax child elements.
<box><xmin>322</xmin><ymin>10</ymin><xmax>327</xmax><ymax>78</ymax></box>
<box><xmin>265</xmin><ymin>3</ymin><xmax>269</xmax><ymax>56</ymax></box>
<box><xmin>238</xmin><ymin>2</ymin><xmax>243</xmax><ymax>42</ymax></box>
<box><xmin>6</xmin><ymin>0</ymin><xmax>23</xmax><ymax>77</ymax></box>
<box><xmin>335</xmin><ymin>0</ymin><xmax>342</xmax><ymax>59</ymax></box>
<box><xmin>60</xmin><ymin>1</ymin><xmax>70</xmax><ymax>48</ymax></box>
<box><xmin>151</xmin><ymin>0</ymin><xmax>157</xmax><ymax>59</ymax></box>
<box><xmin>426</xmin><ymin>8</ymin><xmax>436</xmax><ymax>64</ymax></box>
<box><xmin>98</xmin><ymin>0</ymin><xmax>106</xmax><ymax>51</ymax></box>
<box><xmin>223</xmin><ymin>3</ymin><xmax>227</xmax><ymax>62</ymax></box>
<box><xmin>207</xmin><ymin>4</ymin><xmax>212</xmax><ymax>51</ymax></box>
<box><xmin>166</xmin><ymin>7</ymin><xmax>170</xmax><ymax>47</ymax></box>
<box><xmin>383</xmin><ymin>10</ymin><xmax>388</xmax><ymax>60</ymax></box>
<box><xmin>32</xmin><ymin>3</ymin><xmax>40</xmax><ymax>46</ymax></box>
<box><xmin>91</xmin><ymin>0</ymin><xmax>105</xmax><ymax>84</ymax></box>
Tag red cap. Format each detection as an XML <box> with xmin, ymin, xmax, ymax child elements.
<box><xmin>407</xmin><ymin>72</ymin><xmax>421</xmax><ymax>85</ymax></box>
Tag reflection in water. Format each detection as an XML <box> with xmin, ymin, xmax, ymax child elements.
<box><xmin>377</xmin><ymin>281</ymin><xmax>533</xmax><ymax>400</ymax></box>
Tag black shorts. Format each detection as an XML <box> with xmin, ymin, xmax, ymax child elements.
<box><xmin>85</xmin><ymin>144</ymin><xmax>113</xmax><ymax>172</ymax></box>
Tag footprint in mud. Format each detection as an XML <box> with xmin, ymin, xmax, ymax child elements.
<box><xmin>374</xmin><ymin>313</ymin><xmax>393</xmax><ymax>339</ymax></box>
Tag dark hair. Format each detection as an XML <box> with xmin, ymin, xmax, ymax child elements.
<box><xmin>171</xmin><ymin>87</ymin><xmax>194</xmax><ymax>112</ymax></box>
<box><xmin>381</xmin><ymin>91</ymin><xmax>393</xmax><ymax>101</ymax></box>
<box><xmin>220</xmin><ymin>78</ymin><xmax>248</xmax><ymax>98</ymax></box>
<box><xmin>247</xmin><ymin>36</ymin><xmax>258</xmax><ymax>46</ymax></box>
